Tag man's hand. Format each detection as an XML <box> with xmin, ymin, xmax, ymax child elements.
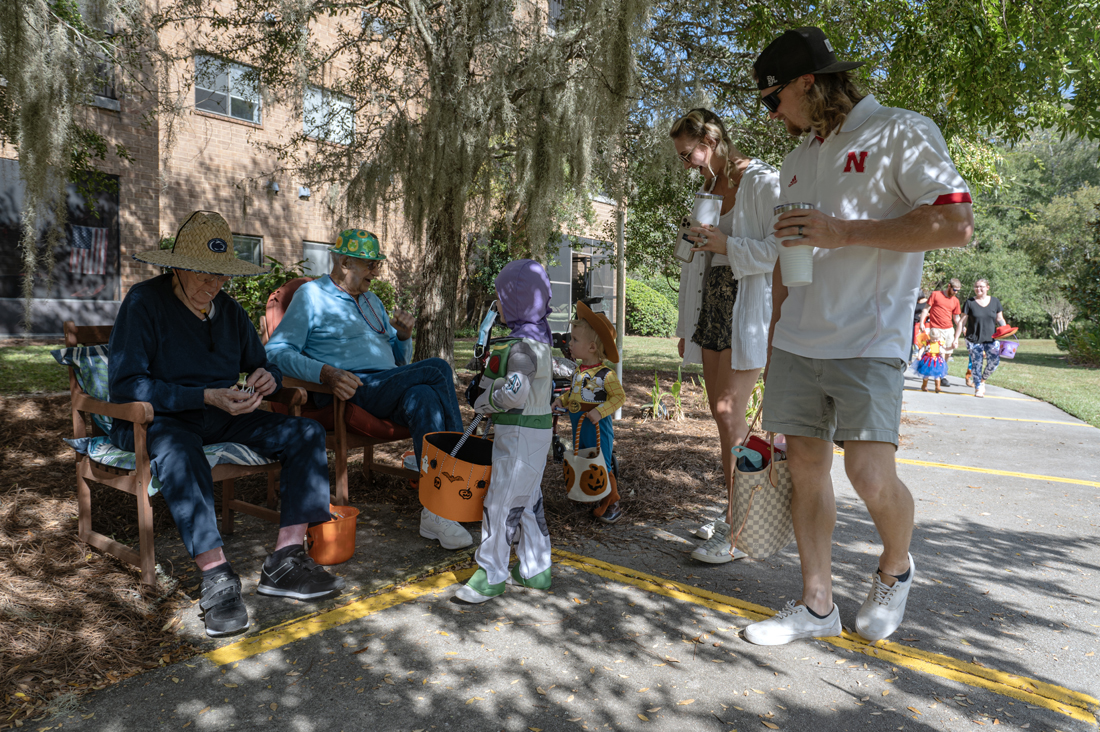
<box><xmin>205</xmin><ymin>388</ymin><xmax>263</xmax><ymax>415</ymax></box>
<box><xmin>677</xmin><ymin>338</ymin><xmax>685</xmax><ymax>358</ymax></box>
<box><xmin>245</xmin><ymin>368</ymin><xmax>277</xmax><ymax>397</ymax></box>
<box><xmin>775</xmin><ymin>208</ymin><xmax>848</xmax><ymax>250</ymax></box>
<box><xmin>320</xmin><ymin>364</ymin><xmax>363</xmax><ymax>402</ymax></box>
<box><xmin>586</xmin><ymin>409</ymin><xmax>601</xmax><ymax>424</ymax></box>
<box><xmin>390</xmin><ymin>309</ymin><xmax>415</xmax><ymax>340</ymax></box>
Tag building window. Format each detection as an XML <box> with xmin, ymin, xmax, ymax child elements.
<box><xmin>195</xmin><ymin>55</ymin><xmax>262</xmax><ymax>124</ymax></box>
<box><xmin>548</xmin><ymin>0</ymin><xmax>564</xmax><ymax>31</ymax></box>
<box><xmin>304</xmin><ymin>86</ymin><xmax>354</xmax><ymax>145</ymax></box>
<box><xmin>232</xmin><ymin>234</ymin><xmax>263</xmax><ymax>266</ymax></box>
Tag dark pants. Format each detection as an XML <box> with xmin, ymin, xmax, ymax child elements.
<box><xmin>317</xmin><ymin>358</ymin><xmax>463</xmax><ymax>462</ymax></box>
<box><xmin>112</xmin><ymin>407</ymin><xmax>331</xmax><ymax>558</ymax></box>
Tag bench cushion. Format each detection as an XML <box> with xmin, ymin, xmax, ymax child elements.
<box><xmin>52</xmin><ymin>346</ymin><xmax>112</xmax><ymax>433</ymax></box>
<box><xmin>65</xmin><ymin>436</ymin><xmax>276</xmax><ymax>496</ymax></box>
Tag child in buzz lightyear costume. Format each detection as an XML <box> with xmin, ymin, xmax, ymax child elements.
<box><xmin>553</xmin><ymin>301</ymin><xmax>626</xmax><ymax>524</ymax></box>
<box><xmin>455</xmin><ymin>260</ymin><xmax>555</xmax><ymax>603</ymax></box>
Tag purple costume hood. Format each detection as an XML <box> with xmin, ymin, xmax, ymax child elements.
<box><xmin>495</xmin><ymin>259</ymin><xmax>553</xmax><ymax>345</ymax></box>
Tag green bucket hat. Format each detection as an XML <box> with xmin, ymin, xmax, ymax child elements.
<box><xmin>330</xmin><ymin>229</ymin><xmax>386</xmax><ymax>260</ymax></box>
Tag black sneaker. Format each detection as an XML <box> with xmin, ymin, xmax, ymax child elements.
<box><xmin>939</xmin><ymin>377</ymin><xmax>951</xmax><ymax>387</ymax></box>
<box><xmin>593</xmin><ymin>502</ymin><xmax>623</xmax><ymax>525</ymax></box>
<box><xmin>200</xmin><ymin>568</ymin><xmax>249</xmax><ymax>638</ymax></box>
<box><xmin>257</xmin><ymin>546</ymin><xmax>346</xmax><ymax>600</ymax></box>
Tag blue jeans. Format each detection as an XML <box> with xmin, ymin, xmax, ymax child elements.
<box><xmin>111</xmin><ymin>407</ymin><xmax>332</xmax><ymax>558</ymax></box>
<box><xmin>967</xmin><ymin>341</ymin><xmax>1000</xmax><ymax>387</ymax></box>
<box><xmin>568</xmin><ymin>410</ymin><xmax>614</xmax><ymax>465</ymax></box>
<box><xmin>317</xmin><ymin>358</ymin><xmax>463</xmax><ymax>462</ymax></box>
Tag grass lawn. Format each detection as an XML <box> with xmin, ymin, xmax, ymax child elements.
<box><xmin>6</xmin><ymin>337</ymin><xmax>1097</xmax><ymax>428</ymax></box>
<box><xmin>0</xmin><ymin>345</ymin><xmax>69</xmax><ymax>394</ymax></box>
<box><xmin>455</xmin><ymin>335</ymin><xmax>701</xmax><ymax>375</ymax></box>
<box><xmin>945</xmin><ymin>338</ymin><xmax>1100</xmax><ymax>428</ymax></box>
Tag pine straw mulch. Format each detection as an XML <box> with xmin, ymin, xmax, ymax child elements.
<box><xmin>0</xmin><ymin>369</ymin><xmax>919</xmax><ymax>729</ymax></box>
<box><xmin>0</xmin><ymin>395</ymin><xmax>198</xmax><ymax>730</ymax></box>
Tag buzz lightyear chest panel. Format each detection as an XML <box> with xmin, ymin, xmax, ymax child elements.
<box><xmin>483</xmin><ymin>339</ymin><xmax>518</xmax><ymax>380</ymax></box>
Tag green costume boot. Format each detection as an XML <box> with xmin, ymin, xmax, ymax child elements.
<box><xmin>454</xmin><ymin>568</ymin><xmax>505</xmax><ymax>604</ymax></box>
<box><xmin>506</xmin><ymin>565</ymin><xmax>552</xmax><ymax>590</ymax></box>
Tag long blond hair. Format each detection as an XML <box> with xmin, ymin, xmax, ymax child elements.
<box><xmin>803</xmin><ymin>71</ymin><xmax>866</xmax><ymax>139</ymax></box>
<box><xmin>669</xmin><ymin>108</ymin><xmax>743</xmax><ymax>182</ymax></box>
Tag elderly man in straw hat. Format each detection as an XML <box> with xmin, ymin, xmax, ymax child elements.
<box><xmin>265</xmin><ymin>229</ymin><xmax>472</xmax><ymax>551</ymax></box>
<box><xmin>109</xmin><ymin>210</ymin><xmax>345</xmax><ymax>638</ymax></box>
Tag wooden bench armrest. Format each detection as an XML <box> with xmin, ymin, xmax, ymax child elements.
<box><xmin>73</xmin><ymin>391</ymin><xmax>154</xmax><ymax>426</ymax></box>
<box><xmin>283</xmin><ymin>376</ymin><xmax>334</xmax><ymax>396</ymax></box>
<box><xmin>266</xmin><ymin>385</ymin><xmax>307</xmax><ymax>409</ymax></box>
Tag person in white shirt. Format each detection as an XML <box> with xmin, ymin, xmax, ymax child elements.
<box><xmin>744</xmin><ymin>27</ymin><xmax>974</xmax><ymax>646</ymax></box>
<box><xmin>670</xmin><ymin>109</ymin><xmax>781</xmax><ymax>565</ymax></box>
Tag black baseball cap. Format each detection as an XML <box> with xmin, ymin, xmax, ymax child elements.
<box><xmin>754</xmin><ymin>27</ymin><xmax>864</xmax><ymax>90</ymax></box>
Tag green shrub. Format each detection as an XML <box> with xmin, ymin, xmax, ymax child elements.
<box><xmin>641</xmin><ymin>276</ymin><xmax>679</xmax><ymax>309</ymax></box>
<box><xmin>1054</xmin><ymin>321</ymin><xmax>1100</xmax><ymax>367</ymax></box>
<box><xmin>625</xmin><ymin>278</ymin><xmax>678</xmax><ymax>337</ymax></box>
<box><xmin>223</xmin><ymin>256</ymin><xmax>308</xmax><ymax>331</ymax></box>
<box><xmin>1066</xmin><ymin>257</ymin><xmax>1100</xmax><ymax>324</ymax></box>
<box><xmin>370</xmin><ymin>279</ymin><xmax>397</xmax><ymax>313</ymax></box>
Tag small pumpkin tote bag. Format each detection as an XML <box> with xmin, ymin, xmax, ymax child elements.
<box><xmin>564</xmin><ymin>424</ymin><xmax>612</xmax><ymax>503</ymax></box>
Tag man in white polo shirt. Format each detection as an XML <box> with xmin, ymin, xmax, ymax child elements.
<box><xmin>744</xmin><ymin>28</ymin><xmax>974</xmax><ymax>646</ymax></box>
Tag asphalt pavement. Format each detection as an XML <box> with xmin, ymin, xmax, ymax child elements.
<box><xmin>39</xmin><ymin>368</ymin><xmax>1100</xmax><ymax>731</ymax></box>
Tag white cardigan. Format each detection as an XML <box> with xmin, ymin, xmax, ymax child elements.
<box><xmin>676</xmin><ymin>159</ymin><xmax>782</xmax><ymax>371</ymax></box>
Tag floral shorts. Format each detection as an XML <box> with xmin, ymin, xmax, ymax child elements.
<box><xmin>691</xmin><ymin>266</ymin><xmax>738</xmax><ymax>352</ymax></box>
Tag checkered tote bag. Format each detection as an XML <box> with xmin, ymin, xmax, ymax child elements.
<box><xmin>725</xmin><ymin>411</ymin><xmax>795</xmax><ymax>559</ymax></box>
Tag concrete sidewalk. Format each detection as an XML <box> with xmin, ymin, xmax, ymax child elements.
<box><xmin>42</xmin><ymin>372</ymin><xmax>1100</xmax><ymax>731</ymax></box>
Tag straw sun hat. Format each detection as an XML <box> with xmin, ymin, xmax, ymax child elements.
<box><xmin>133</xmin><ymin>211</ymin><xmax>269</xmax><ymax>276</ymax></box>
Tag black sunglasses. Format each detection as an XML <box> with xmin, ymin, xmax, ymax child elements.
<box><xmin>760</xmin><ymin>82</ymin><xmax>789</xmax><ymax>114</ymax></box>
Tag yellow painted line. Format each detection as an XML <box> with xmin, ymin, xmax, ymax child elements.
<box><xmin>205</xmin><ymin>567</ymin><xmax>475</xmax><ymax>666</ymax></box>
<box><xmin>553</xmin><ymin>549</ymin><xmax>1099</xmax><ymax>724</ymax></box>
<box><xmin>903</xmin><ymin>387</ymin><xmax>1039</xmax><ymax>401</ymax></box>
<box><xmin>831</xmin><ymin>450</ymin><xmax>1100</xmax><ymax>489</ymax></box>
<box><xmin>895</xmin><ymin>457</ymin><xmax>1100</xmax><ymax>488</ymax></box>
<box><xmin>903</xmin><ymin>410</ymin><xmax>1090</xmax><ymax>427</ymax></box>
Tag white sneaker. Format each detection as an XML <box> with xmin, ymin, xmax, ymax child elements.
<box><xmin>403</xmin><ymin>451</ymin><xmax>421</xmax><ymax>472</ymax></box>
<box><xmin>743</xmin><ymin>600</ymin><xmax>842</xmax><ymax>646</ymax></box>
<box><xmin>975</xmin><ymin>383</ymin><xmax>985</xmax><ymax>398</ymax></box>
<box><xmin>855</xmin><ymin>553</ymin><xmax>915</xmax><ymax>642</ymax></box>
<box><xmin>689</xmin><ymin>521</ymin><xmax>747</xmax><ymax>563</ymax></box>
<box><xmin>419</xmin><ymin>508</ymin><xmax>473</xmax><ymax>550</ymax></box>
<box><xmin>693</xmin><ymin>515</ymin><xmax>721</xmax><ymax>540</ymax></box>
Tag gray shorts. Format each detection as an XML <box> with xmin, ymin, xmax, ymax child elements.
<box><xmin>762</xmin><ymin>349</ymin><xmax>907</xmax><ymax>447</ymax></box>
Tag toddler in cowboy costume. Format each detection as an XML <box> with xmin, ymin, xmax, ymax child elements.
<box><xmin>554</xmin><ymin>301</ymin><xmax>626</xmax><ymax>524</ymax></box>
<box><xmin>455</xmin><ymin>260</ymin><xmax>555</xmax><ymax>603</ymax></box>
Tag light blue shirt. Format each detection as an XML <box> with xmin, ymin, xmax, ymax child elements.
<box><xmin>265</xmin><ymin>275</ymin><xmax>412</xmax><ymax>384</ymax></box>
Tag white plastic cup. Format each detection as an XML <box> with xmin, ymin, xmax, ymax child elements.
<box><xmin>674</xmin><ymin>193</ymin><xmax>723</xmax><ymax>263</ymax></box>
<box><xmin>773</xmin><ymin>202</ymin><xmax>815</xmax><ymax>287</ymax></box>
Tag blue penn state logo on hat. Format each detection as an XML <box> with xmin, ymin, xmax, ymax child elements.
<box><xmin>207</xmin><ymin>237</ymin><xmax>229</xmax><ymax>253</ymax></box>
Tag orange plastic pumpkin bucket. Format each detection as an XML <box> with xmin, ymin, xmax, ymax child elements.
<box><xmin>306</xmin><ymin>504</ymin><xmax>360</xmax><ymax>565</ymax></box>
<box><xmin>418</xmin><ymin>432</ymin><xmax>494</xmax><ymax>522</ymax></box>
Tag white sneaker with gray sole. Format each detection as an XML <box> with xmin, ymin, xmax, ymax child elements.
<box><xmin>419</xmin><ymin>508</ymin><xmax>473</xmax><ymax>550</ymax></box>
<box><xmin>744</xmin><ymin>601</ymin><xmax>842</xmax><ymax>646</ymax></box>
<box><xmin>855</xmin><ymin>553</ymin><xmax>915</xmax><ymax>642</ymax></box>
<box><xmin>690</xmin><ymin>521</ymin><xmax>748</xmax><ymax>563</ymax></box>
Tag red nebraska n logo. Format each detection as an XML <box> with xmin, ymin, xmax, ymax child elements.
<box><xmin>844</xmin><ymin>151</ymin><xmax>869</xmax><ymax>173</ymax></box>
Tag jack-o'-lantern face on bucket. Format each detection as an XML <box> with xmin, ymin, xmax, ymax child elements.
<box><xmin>580</xmin><ymin>464</ymin><xmax>608</xmax><ymax>496</ymax></box>
<box><xmin>563</xmin><ymin>462</ymin><xmax>575</xmax><ymax>488</ymax></box>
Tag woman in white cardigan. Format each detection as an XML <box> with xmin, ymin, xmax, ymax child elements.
<box><xmin>670</xmin><ymin>109</ymin><xmax>781</xmax><ymax>564</ymax></box>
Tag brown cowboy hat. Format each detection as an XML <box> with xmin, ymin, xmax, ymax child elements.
<box><xmin>575</xmin><ymin>301</ymin><xmax>619</xmax><ymax>364</ymax></box>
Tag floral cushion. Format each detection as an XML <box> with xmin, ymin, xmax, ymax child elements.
<box><xmin>51</xmin><ymin>346</ymin><xmax>112</xmax><ymax>433</ymax></box>
<box><xmin>65</xmin><ymin>436</ymin><xmax>276</xmax><ymax>496</ymax></box>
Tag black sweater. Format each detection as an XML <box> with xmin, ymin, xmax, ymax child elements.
<box><xmin>107</xmin><ymin>273</ymin><xmax>281</xmax><ymax>421</ymax></box>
